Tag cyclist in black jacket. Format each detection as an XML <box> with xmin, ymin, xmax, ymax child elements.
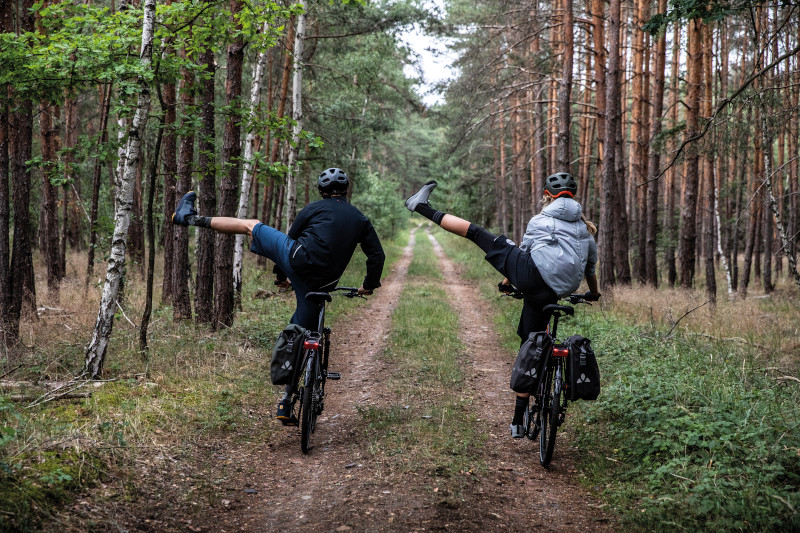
<box><xmin>173</xmin><ymin>168</ymin><xmax>385</xmax><ymax>423</ymax></box>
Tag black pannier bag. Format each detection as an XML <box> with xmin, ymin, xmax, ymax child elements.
<box><xmin>565</xmin><ymin>335</ymin><xmax>600</xmax><ymax>401</ymax></box>
<box><xmin>510</xmin><ymin>331</ymin><xmax>552</xmax><ymax>394</ymax></box>
<box><xmin>271</xmin><ymin>324</ymin><xmax>307</xmax><ymax>385</ymax></box>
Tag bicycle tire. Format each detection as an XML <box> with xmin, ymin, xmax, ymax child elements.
<box><xmin>525</xmin><ymin>403</ymin><xmax>539</xmax><ymax>440</ymax></box>
<box><xmin>300</xmin><ymin>353</ymin><xmax>316</xmax><ymax>454</ymax></box>
<box><xmin>539</xmin><ymin>361</ymin><xmax>560</xmax><ymax>467</ymax></box>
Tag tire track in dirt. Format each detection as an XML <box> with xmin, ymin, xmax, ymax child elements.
<box><xmin>106</xmin><ymin>225</ymin><xmax>613</xmax><ymax>533</ymax></box>
<box><xmin>424</xmin><ymin>228</ymin><xmax>614</xmax><ymax>532</ymax></box>
<box><xmin>181</xmin><ymin>227</ymin><xmax>424</xmax><ymax>532</ymax></box>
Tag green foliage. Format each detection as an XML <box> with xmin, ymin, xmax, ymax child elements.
<box><xmin>351</xmin><ymin>171</ymin><xmax>408</xmax><ymax>240</ymax></box>
<box><xmin>569</xmin><ymin>315</ymin><xmax>800</xmax><ymax>531</ymax></box>
<box><xmin>643</xmin><ymin>0</ymin><xmax>768</xmax><ymax>34</ymax></box>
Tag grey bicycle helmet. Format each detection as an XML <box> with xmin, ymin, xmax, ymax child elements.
<box><xmin>544</xmin><ymin>172</ymin><xmax>577</xmax><ymax>198</ymax></box>
<box><xmin>317</xmin><ymin>167</ymin><xmax>349</xmax><ymax>194</ymax></box>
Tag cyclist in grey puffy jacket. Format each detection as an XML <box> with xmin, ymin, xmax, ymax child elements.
<box><xmin>404</xmin><ymin>172</ymin><xmax>599</xmax><ymax>439</ymax></box>
<box><xmin>519</xmin><ymin>195</ymin><xmax>598</xmax><ymax>299</ymax></box>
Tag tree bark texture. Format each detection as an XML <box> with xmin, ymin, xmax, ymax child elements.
<box><xmin>40</xmin><ymin>99</ymin><xmax>63</xmax><ymax>301</ymax></box>
<box><xmin>195</xmin><ymin>46</ymin><xmax>216</xmax><ymax>325</ymax></box>
<box><xmin>214</xmin><ymin>0</ymin><xmax>244</xmax><ymax>330</ymax></box>
<box><xmin>172</xmin><ymin>51</ymin><xmax>195</xmax><ymax>321</ymax></box>
<box><xmin>0</xmin><ymin>0</ymin><xmax>11</xmax><ymax>347</ymax></box>
<box><xmin>556</xmin><ymin>0</ymin><xmax>573</xmax><ymax>174</ymax></box>
<box><xmin>87</xmin><ymin>83</ymin><xmax>113</xmax><ymax>284</ymax></box>
<box><xmin>645</xmin><ymin>0</ymin><xmax>667</xmax><ymax>286</ymax></box>
<box><xmin>160</xmin><ymin>76</ymin><xmax>177</xmax><ymax>304</ymax></box>
<box><xmin>598</xmin><ymin>0</ymin><xmax>620</xmax><ymax>290</ymax></box>
<box><xmin>678</xmin><ymin>18</ymin><xmax>703</xmax><ymax>289</ymax></box>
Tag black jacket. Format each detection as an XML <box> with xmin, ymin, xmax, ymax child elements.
<box><xmin>275</xmin><ymin>196</ymin><xmax>385</xmax><ymax>291</ymax></box>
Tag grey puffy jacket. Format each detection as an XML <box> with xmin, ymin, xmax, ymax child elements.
<box><xmin>519</xmin><ymin>197</ymin><xmax>597</xmax><ymax>298</ymax></box>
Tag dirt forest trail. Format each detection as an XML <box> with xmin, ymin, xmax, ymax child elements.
<box><xmin>108</xmin><ymin>225</ymin><xmax>613</xmax><ymax>533</ymax></box>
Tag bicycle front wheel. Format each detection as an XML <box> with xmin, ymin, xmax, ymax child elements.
<box><xmin>300</xmin><ymin>354</ymin><xmax>317</xmax><ymax>454</ymax></box>
<box><xmin>538</xmin><ymin>362</ymin><xmax>560</xmax><ymax>467</ymax></box>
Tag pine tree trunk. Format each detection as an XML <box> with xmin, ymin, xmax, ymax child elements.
<box><xmin>556</xmin><ymin>0</ymin><xmax>573</xmax><ymax>173</ymax></box>
<box><xmin>139</xmin><ymin>101</ymin><xmax>165</xmax><ymax>353</ymax></box>
<box><xmin>9</xmin><ymin>0</ymin><xmax>38</xmax><ymax>335</ymax></box>
<box><xmin>678</xmin><ymin>18</ymin><xmax>703</xmax><ymax>288</ymax></box>
<box><xmin>512</xmin><ymin>92</ymin><xmax>522</xmax><ymax>243</ymax></box>
<box><xmin>39</xmin><ymin>100</ymin><xmax>62</xmax><ymax>301</ymax></box>
<box><xmin>85</xmin><ymin>0</ymin><xmax>156</xmax><ymax>378</ymax></box>
<box><xmin>702</xmin><ymin>22</ymin><xmax>717</xmax><ymax>302</ymax></box>
<box><xmin>599</xmin><ymin>0</ymin><xmax>620</xmax><ymax>290</ymax></box>
<box><xmin>64</xmin><ymin>94</ymin><xmax>83</xmax><ymax>252</ymax></box>
<box><xmin>645</xmin><ymin>0</ymin><xmax>666</xmax><ymax>286</ymax></box>
<box><xmin>630</xmin><ymin>0</ymin><xmax>646</xmax><ymax>283</ymax></box>
<box><xmin>213</xmin><ymin>0</ymin><xmax>245</xmax><ymax>330</ymax></box>
<box><xmin>498</xmin><ymin>104</ymin><xmax>508</xmax><ymax>235</ymax></box>
<box><xmin>195</xmin><ymin>46</ymin><xmax>216</xmax><ymax>325</ymax></box>
<box><xmin>160</xmin><ymin>77</ymin><xmax>177</xmax><ymax>304</ymax></box>
<box><xmin>270</xmin><ymin>17</ymin><xmax>294</xmax><ymax>166</ymax></box>
<box><xmin>0</xmin><ymin>0</ymin><xmax>11</xmax><ymax>347</ymax></box>
<box><xmin>173</xmin><ymin>49</ymin><xmax>195</xmax><ymax>321</ymax></box>
<box><xmin>87</xmin><ymin>83</ymin><xmax>113</xmax><ymax>285</ymax></box>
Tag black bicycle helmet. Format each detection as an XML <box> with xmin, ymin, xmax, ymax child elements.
<box><xmin>317</xmin><ymin>167</ymin><xmax>349</xmax><ymax>194</ymax></box>
<box><xmin>544</xmin><ymin>172</ymin><xmax>577</xmax><ymax>198</ymax></box>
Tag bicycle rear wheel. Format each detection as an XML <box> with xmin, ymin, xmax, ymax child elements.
<box><xmin>538</xmin><ymin>361</ymin><xmax>560</xmax><ymax>467</ymax></box>
<box><xmin>300</xmin><ymin>353</ymin><xmax>318</xmax><ymax>454</ymax></box>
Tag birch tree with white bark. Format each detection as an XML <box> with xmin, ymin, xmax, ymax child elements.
<box><xmin>233</xmin><ymin>21</ymin><xmax>270</xmax><ymax>297</ymax></box>
<box><xmin>285</xmin><ymin>0</ymin><xmax>306</xmax><ymax>228</ymax></box>
<box><xmin>84</xmin><ymin>0</ymin><xmax>156</xmax><ymax>378</ymax></box>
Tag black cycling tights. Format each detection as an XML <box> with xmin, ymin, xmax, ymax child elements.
<box><xmin>466</xmin><ymin>223</ymin><xmax>498</xmax><ymax>252</ymax></box>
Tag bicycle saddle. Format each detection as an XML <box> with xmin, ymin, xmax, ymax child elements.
<box><xmin>305</xmin><ymin>292</ymin><xmax>333</xmax><ymax>303</ymax></box>
<box><xmin>543</xmin><ymin>304</ymin><xmax>574</xmax><ymax>316</ymax></box>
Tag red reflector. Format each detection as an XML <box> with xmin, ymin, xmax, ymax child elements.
<box><xmin>303</xmin><ymin>340</ymin><xmax>320</xmax><ymax>350</ymax></box>
<box><xmin>553</xmin><ymin>347</ymin><xmax>569</xmax><ymax>358</ymax></box>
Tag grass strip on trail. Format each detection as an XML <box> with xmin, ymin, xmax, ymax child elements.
<box><xmin>435</xmin><ymin>230</ymin><xmax>800</xmax><ymax>533</ymax></box>
<box><xmin>358</xmin><ymin>225</ymin><xmax>485</xmax><ymax>499</ymax></box>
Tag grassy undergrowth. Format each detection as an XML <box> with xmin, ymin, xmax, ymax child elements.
<box><xmin>436</xmin><ymin>230</ymin><xmax>800</xmax><ymax>532</ymax></box>
<box><xmin>358</xmin><ymin>225</ymin><xmax>485</xmax><ymax>499</ymax></box>
<box><xmin>0</xmin><ymin>238</ymin><xmax>404</xmax><ymax>532</ymax></box>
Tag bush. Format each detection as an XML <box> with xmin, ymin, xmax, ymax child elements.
<box><xmin>573</xmin><ymin>315</ymin><xmax>800</xmax><ymax>532</ymax></box>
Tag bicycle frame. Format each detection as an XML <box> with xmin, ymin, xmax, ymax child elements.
<box><xmin>529</xmin><ymin>300</ymin><xmax>579</xmax><ymax>466</ymax></box>
<box><xmin>295</xmin><ymin>287</ymin><xmax>358</xmax><ymax>454</ymax></box>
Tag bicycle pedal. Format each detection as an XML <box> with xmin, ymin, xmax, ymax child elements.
<box><xmin>325</xmin><ymin>371</ymin><xmax>341</xmax><ymax>380</ymax></box>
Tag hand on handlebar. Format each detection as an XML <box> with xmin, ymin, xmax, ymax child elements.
<box><xmin>583</xmin><ymin>291</ymin><xmax>601</xmax><ymax>302</ymax></box>
<box><xmin>498</xmin><ymin>278</ymin><xmax>513</xmax><ymax>294</ymax></box>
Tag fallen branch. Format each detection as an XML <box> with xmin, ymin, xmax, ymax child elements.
<box><xmin>776</xmin><ymin>376</ymin><xmax>800</xmax><ymax>385</ymax></box>
<box><xmin>665</xmin><ymin>300</ymin><xmax>711</xmax><ymax>339</ymax></box>
<box><xmin>25</xmin><ymin>378</ymin><xmax>113</xmax><ymax>409</ymax></box>
<box><xmin>8</xmin><ymin>392</ymin><xmax>92</xmax><ymax>402</ymax></box>
<box><xmin>0</xmin><ymin>365</ymin><xmax>22</xmax><ymax>380</ymax></box>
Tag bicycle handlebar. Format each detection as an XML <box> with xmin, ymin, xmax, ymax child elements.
<box><xmin>500</xmin><ymin>288</ymin><xmax>595</xmax><ymax>306</ymax></box>
<box><xmin>332</xmin><ymin>286</ymin><xmax>368</xmax><ymax>300</ymax></box>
